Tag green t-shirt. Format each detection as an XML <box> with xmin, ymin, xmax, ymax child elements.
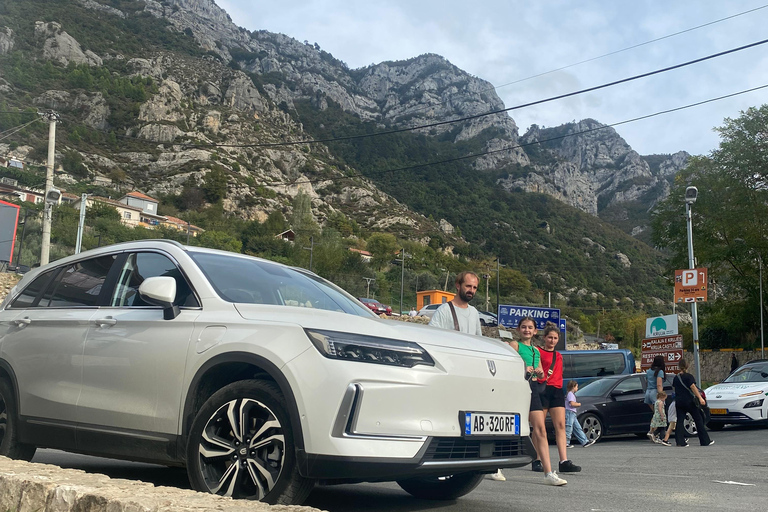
<box><xmin>517</xmin><ymin>342</ymin><xmax>539</xmax><ymax>368</ymax></box>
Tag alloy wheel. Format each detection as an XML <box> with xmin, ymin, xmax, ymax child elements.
<box><xmin>197</xmin><ymin>398</ymin><xmax>285</xmax><ymax>499</ymax></box>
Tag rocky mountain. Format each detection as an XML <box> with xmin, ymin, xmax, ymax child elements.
<box><xmin>0</xmin><ymin>0</ymin><xmax>685</xmax><ymax>306</ymax></box>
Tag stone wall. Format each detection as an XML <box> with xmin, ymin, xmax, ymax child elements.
<box><xmin>685</xmin><ymin>350</ymin><xmax>762</xmax><ymax>385</ymax></box>
<box><xmin>0</xmin><ymin>456</ymin><xmax>324</xmax><ymax>512</ymax></box>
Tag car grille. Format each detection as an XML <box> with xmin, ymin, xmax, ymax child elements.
<box><xmin>423</xmin><ymin>437</ymin><xmax>526</xmax><ymax>461</ymax></box>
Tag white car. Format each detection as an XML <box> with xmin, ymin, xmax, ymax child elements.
<box><xmin>0</xmin><ymin>241</ymin><xmax>533</xmax><ymax>504</ymax></box>
<box><xmin>705</xmin><ymin>360</ymin><xmax>768</xmax><ymax>430</ymax></box>
<box><xmin>417</xmin><ymin>303</ymin><xmax>442</xmax><ymax>318</ymax></box>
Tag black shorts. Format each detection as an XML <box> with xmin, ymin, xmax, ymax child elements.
<box><xmin>539</xmin><ymin>385</ymin><xmax>565</xmax><ymax>409</ymax></box>
<box><xmin>529</xmin><ymin>379</ymin><xmax>543</xmax><ymax>412</ymax></box>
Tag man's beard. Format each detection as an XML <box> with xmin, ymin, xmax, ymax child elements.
<box><xmin>459</xmin><ymin>289</ymin><xmax>474</xmax><ymax>302</ymax></box>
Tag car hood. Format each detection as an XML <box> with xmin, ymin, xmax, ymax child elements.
<box><xmin>705</xmin><ymin>382</ymin><xmax>768</xmax><ymax>398</ymax></box>
<box><xmin>234</xmin><ymin>304</ymin><xmax>517</xmax><ymax>358</ymax></box>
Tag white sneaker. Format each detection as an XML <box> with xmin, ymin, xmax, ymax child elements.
<box><xmin>545</xmin><ymin>471</ymin><xmax>567</xmax><ymax>486</ymax></box>
<box><xmin>583</xmin><ymin>439</ymin><xmax>596</xmax><ymax>448</ymax></box>
<box><xmin>490</xmin><ymin>469</ymin><xmax>506</xmax><ymax>481</ymax></box>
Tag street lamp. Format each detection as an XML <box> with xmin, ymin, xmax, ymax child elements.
<box><xmin>684</xmin><ymin>186</ymin><xmax>702</xmax><ymax>385</ymax></box>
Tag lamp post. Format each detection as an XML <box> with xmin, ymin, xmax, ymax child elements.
<box><xmin>684</xmin><ymin>186</ymin><xmax>702</xmax><ymax>385</ymax></box>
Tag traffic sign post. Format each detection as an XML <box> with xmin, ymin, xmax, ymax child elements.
<box><xmin>498</xmin><ymin>305</ymin><xmax>566</xmax><ymax>350</ymax></box>
<box><xmin>641</xmin><ymin>334</ymin><xmax>684</xmax><ymax>373</ymax></box>
<box><xmin>674</xmin><ymin>268</ymin><xmax>708</xmax><ymax>303</ymax></box>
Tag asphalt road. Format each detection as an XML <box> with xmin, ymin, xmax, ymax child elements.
<box><xmin>32</xmin><ymin>425</ymin><xmax>768</xmax><ymax>512</ymax></box>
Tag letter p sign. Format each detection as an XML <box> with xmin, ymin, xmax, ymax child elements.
<box><xmin>682</xmin><ymin>270</ymin><xmax>697</xmax><ymax>286</ymax></box>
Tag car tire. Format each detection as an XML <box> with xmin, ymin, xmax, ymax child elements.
<box><xmin>397</xmin><ymin>472</ymin><xmax>484</xmax><ymax>500</ymax></box>
<box><xmin>0</xmin><ymin>378</ymin><xmax>36</xmax><ymax>461</ymax></box>
<box><xmin>186</xmin><ymin>380</ymin><xmax>314</xmax><ymax>505</ymax></box>
<box><xmin>480</xmin><ymin>320</ymin><xmax>487</xmax><ymax>327</ymax></box>
<box><xmin>579</xmin><ymin>413</ymin><xmax>603</xmax><ymax>442</ymax></box>
<box><xmin>683</xmin><ymin>412</ymin><xmax>699</xmax><ymax>437</ymax></box>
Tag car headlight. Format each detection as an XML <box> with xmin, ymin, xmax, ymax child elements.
<box><xmin>738</xmin><ymin>390</ymin><xmax>765</xmax><ymax>398</ymax></box>
<box><xmin>744</xmin><ymin>398</ymin><xmax>764</xmax><ymax>409</ymax></box>
<box><xmin>306</xmin><ymin>329</ymin><xmax>435</xmax><ymax>368</ymax></box>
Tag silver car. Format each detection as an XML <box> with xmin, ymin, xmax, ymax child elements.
<box><xmin>0</xmin><ymin>240</ymin><xmax>533</xmax><ymax>504</ymax></box>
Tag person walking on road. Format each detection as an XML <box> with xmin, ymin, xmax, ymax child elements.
<box><xmin>537</xmin><ymin>324</ymin><xmax>581</xmax><ymax>474</ymax></box>
<box><xmin>565</xmin><ymin>380</ymin><xmax>595</xmax><ymax>448</ymax></box>
<box><xmin>644</xmin><ymin>355</ymin><xmax>666</xmax><ymax>441</ymax></box>
<box><xmin>506</xmin><ymin>317</ymin><xmax>567</xmax><ymax>486</ymax></box>
<box><xmin>673</xmin><ymin>359</ymin><xmax>713</xmax><ymax>447</ymax></box>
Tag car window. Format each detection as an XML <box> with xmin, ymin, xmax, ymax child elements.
<box><xmin>8</xmin><ymin>269</ymin><xmax>57</xmax><ymax>309</ymax></box>
<box><xmin>563</xmin><ymin>353</ymin><xmax>626</xmax><ymax>378</ymax></box>
<box><xmin>110</xmin><ymin>252</ymin><xmax>199</xmax><ymax>307</ymax></box>
<box><xmin>575</xmin><ymin>378</ymin><xmax>616</xmax><ymax>397</ymax></box>
<box><xmin>613</xmin><ymin>377</ymin><xmax>643</xmax><ymax>394</ymax></box>
<box><xmin>724</xmin><ymin>363</ymin><xmax>768</xmax><ymax>383</ymax></box>
<box><xmin>189</xmin><ymin>251</ymin><xmax>373</xmax><ymax>316</ymax></box>
<box><xmin>38</xmin><ymin>255</ymin><xmax>116</xmax><ymax>308</ymax></box>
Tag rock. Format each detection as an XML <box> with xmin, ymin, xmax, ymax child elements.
<box><xmin>615</xmin><ymin>252</ymin><xmax>631</xmax><ymax>268</ymax></box>
<box><xmin>137</xmin><ymin>123</ymin><xmax>185</xmax><ymax>142</ymax></box>
<box><xmin>0</xmin><ymin>27</ymin><xmax>14</xmax><ymax>55</ymax></box>
<box><xmin>34</xmin><ymin>21</ymin><xmax>102</xmax><ymax>66</ymax></box>
<box><xmin>76</xmin><ymin>0</ymin><xmax>126</xmax><ymax>18</ymax></box>
<box><xmin>439</xmin><ymin>219</ymin><xmax>454</xmax><ymax>235</ymax></box>
<box><xmin>139</xmin><ymin>80</ymin><xmax>184</xmax><ymax>122</ymax></box>
<box><xmin>33</xmin><ymin>90</ymin><xmax>71</xmax><ymax>110</ymax></box>
<box><xmin>73</xmin><ymin>93</ymin><xmax>110</xmax><ymax>130</ymax></box>
<box><xmin>223</xmin><ymin>72</ymin><xmax>267</xmax><ymax>112</ymax></box>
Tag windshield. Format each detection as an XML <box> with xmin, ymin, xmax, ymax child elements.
<box><xmin>576</xmin><ymin>378</ymin><xmax>618</xmax><ymax>397</ymax></box>
<box><xmin>190</xmin><ymin>251</ymin><xmax>375</xmax><ymax>317</ymax></box>
<box><xmin>723</xmin><ymin>363</ymin><xmax>768</xmax><ymax>383</ymax></box>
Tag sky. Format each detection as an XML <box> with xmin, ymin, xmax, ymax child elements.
<box><xmin>216</xmin><ymin>0</ymin><xmax>768</xmax><ymax>156</ymax></box>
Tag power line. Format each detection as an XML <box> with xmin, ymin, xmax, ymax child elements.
<box><xmin>0</xmin><ymin>118</ymin><xmax>42</xmax><ymax>141</ymax></box>
<box><xmin>259</xmin><ymin>82</ymin><xmax>768</xmax><ymax>186</ymax></box>
<box><xmin>185</xmin><ymin>37</ymin><xmax>768</xmax><ymax>150</ymax></box>
<box><xmin>369</xmin><ymin>4</ymin><xmax>768</xmax><ymax>119</ymax></box>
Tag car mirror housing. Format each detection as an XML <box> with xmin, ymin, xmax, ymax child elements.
<box><xmin>139</xmin><ymin>276</ymin><xmax>180</xmax><ymax>320</ymax></box>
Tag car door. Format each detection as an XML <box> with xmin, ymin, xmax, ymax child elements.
<box><xmin>0</xmin><ymin>256</ymin><xmax>116</xmax><ymax>433</ymax></box>
<box><xmin>604</xmin><ymin>376</ymin><xmax>647</xmax><ymax>433</ymax></box>
<box><xmin>77</xmin><ymin>251</ymin><xmax>200</xmax><ymax>436</ymax></box>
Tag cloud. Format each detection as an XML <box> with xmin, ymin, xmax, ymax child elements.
<box><xmin>217</xmin><ymin>0</ymin><xmax>768</xmax><ymax>155</ymax></box>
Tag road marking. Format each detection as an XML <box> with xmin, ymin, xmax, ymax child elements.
<box><xmin>713</xmin><ymin>480</ymin><xmax>755</xmax><ymax>486</ymax></box>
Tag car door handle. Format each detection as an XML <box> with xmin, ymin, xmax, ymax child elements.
<box><xmin>94</xmin><ymin>317</ymin><xmax>117</xmax><ymax>327</ymax></box>
<box><xmin>13</xmin><ymin>318</ymin><xmax>31</xmax><ymax>327</ymax></box>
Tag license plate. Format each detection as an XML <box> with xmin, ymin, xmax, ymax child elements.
<box><xmin>710</xmin><ymin>408</ymin><xmax>728</xmax><ymax>415</ymax></box>
<box><xmin>463</xmin><ymin>411</ymin><xmax>520</xmax><ymax>436</ymax></box>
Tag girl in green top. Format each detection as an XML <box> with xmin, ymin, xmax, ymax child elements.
<box><xmin>506</xmin><ymin>316</ymin><xmax>566</xmax><ymax>486</ymax></box>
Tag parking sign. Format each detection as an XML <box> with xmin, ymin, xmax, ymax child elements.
<box><xmin>498</xmin><ymin>305</ymin><xmax>566</xmax><ymax>349</ymax></box>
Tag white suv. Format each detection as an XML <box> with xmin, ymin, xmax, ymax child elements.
<box><xmin>0</xmin><ymin>241</ymin><xmax>533</xmax><ymax>504</ymax></box>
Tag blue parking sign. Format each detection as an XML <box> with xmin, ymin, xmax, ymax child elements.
<box><xmin>498</xmin><ymin>305</ymin><xmax>566</xmax><ymax>349</ymax></box>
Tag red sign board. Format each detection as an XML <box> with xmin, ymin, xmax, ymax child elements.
<box><xmin>674</xmin><ymin>268</ymin><xmax>708</xmax><ymax>303</ymax></box>
<box><xmin>641</xmin><ymin>334</ymin><xmax>684</xmax><ymax>373</ymax></box>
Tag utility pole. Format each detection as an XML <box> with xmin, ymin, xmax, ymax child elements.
<box><xmin>39</xmin><ymin>110</ymin><xmax>59</xmax><ymax>266</ymax></box>
<box><xmin>74</xmin><ymin>194</ymin><xmax>87</xmax><ymax>254</ymax></box>
<box><xmin>303</xmin><ymin>236</ymin><xmax>314</xmax><ymax>272</ymax></box>
<box><xmin>483</xmin><ymin>273</ymin><xmax>491</xmax><ymax>312</ymax></box>
<box><xmin>399</xmin><ymin>248</ymin><xmax>409</xmax><ymax>315</ymax></box>
<box><xmin>363</xmin><ymin>277</ymin><xmax>375</xmax><ymax>298</ymax></box>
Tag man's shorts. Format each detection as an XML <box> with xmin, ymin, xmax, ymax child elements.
<box><xmin>539</xmin><ymin>385</ymin><xmax>565</xmax><ymax>409</ymax></box>
<box><xmin>529</xmin><ymin>379</ymin><xmax>543</xmax><ymax>412</ymax></box>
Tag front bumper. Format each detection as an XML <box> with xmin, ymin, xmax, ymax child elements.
<box><xmin>298</xmin><ymin>435</ymin><xmax>535</xmax><ymax>481</ymax></box>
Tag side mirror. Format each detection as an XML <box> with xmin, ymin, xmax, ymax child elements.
<box><xmin>139</xmin><ymin>276</ymin><xmax>179</xmax><ymax>320</ymax></box>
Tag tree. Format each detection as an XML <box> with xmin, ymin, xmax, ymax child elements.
<box><xmin>652</xmin><ymin>105</ymin><xmax>768</xmax><ymax>349</ymax></box>
<box><xmin>202</xmin><ymin>167</ymin><xmax>228</xmax><ymax>203</ymax></box>
<box><xmin>196</xmin><ymin>230</ymin><xmax>243</xmax><ymax>253</ymax></box>
<box><xmin>366</xmin><ymin>232</ymin><xmax>398</xmax><ymax>269</ymax></box>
